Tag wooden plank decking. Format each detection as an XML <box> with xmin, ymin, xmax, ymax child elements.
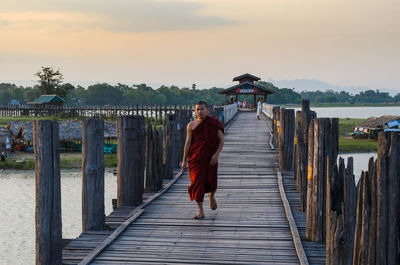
<box><xmin>63</xmin><ymin>111</ymin><xmax>326</xmax><ymax>264</ymax></box>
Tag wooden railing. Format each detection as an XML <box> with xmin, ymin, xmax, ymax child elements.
<box><xmin>268</xmin><ymin>99</ymin><xmax>400</xmax><ymax>265</ymax></box>
<box><xmin>0</xmin><ymin>104</ymin><xmax>193</xmax><ymax>120</ymax></box>
<box><xmin>212</xmin><ymin>103</ymin><xmax>238</xmax><ymax>126</ymax></box>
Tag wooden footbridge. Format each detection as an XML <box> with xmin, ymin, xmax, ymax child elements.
<box><xmin>61</xmin><ymin>111</ymin><xmax>324</xmax><ymax>265</ymax></box>
<box><xmin>33</xmin><ymin>102</ymin><xmax>399</xmax><ymax>265</ymax></box>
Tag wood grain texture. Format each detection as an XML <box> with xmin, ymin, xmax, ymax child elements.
<box><xmin>34</xmin><ymin>120</ymin><xmax>62</xmax><ymax>265</ymax></box>
<box><xmin>82</xmin><ymin>118</ymin><xmax>105</xmax><ymax>231</ymax></box>
<box><xmin>117</xmin><ymin>116</ymin><xmax>146</xmax><ymax>207</ymax></box>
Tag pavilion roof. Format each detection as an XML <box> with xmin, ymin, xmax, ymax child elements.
<box><xmin>219</xmin><ymin>81</ymin><xmax>275</xmax><ymax>95</ymax></box>
<box><xmin>29</xmin><ymin>94</ymin><xmax>65</xmax><ymax>104</ymax></box>
<box><xmin>232</xmin><ymin>73</ymin><xmax>261</xmax><ymax>82</ymax></box>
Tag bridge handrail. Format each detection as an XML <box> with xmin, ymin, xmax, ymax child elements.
<box><xmin>213</xmin><ymin>103</ymin><xmax>238</xmax><ymax>126</ymax></box>
<box><xmin>262</xmin><ymin>103</ymin><xmax>276</xmax><ymax>119</ymax></box>
<box><xmin>223</xmin><ymin>103</ymin><xmax>238</xmax><ymax>124</ymax></box>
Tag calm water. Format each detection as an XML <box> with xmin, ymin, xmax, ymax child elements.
<box><xmin>290</xmin><ymin>106</ymin><xmax>400</xmax><ymax>118</ymax></box>
<box><xmin>0</xmin><ymin>169</ymin><xmax>117</xmax><ymax>265</ymax></box>
<box><xmin>338</xmin><ymin>152</ymin><xmax>376</xmax><ymax>184</ymax></box>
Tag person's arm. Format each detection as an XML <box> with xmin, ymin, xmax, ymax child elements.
<box><xmin>181</xmin><ymin>123</ymin><xmax>192</xmax><ymax>170</ymax></box>
<box><xmin>210</xmin><ymin>129</ymin><xmax>224</xmax><ymax>166</ymax></box>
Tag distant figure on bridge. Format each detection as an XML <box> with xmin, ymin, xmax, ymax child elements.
<box><xmin>181</xmin><ymin>101</ymin><xmax>224</xmax><ymax>219</ymax></box>
<box><xmin>257</xmin><ymin>97</ymin><xmax>263</xmax><ymax>120</ymax></box>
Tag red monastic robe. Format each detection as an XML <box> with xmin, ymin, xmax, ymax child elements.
<box><xmin>188</xmin><ymin>115</ymin><xmax>224</xmax><ymax>202</ymax></box>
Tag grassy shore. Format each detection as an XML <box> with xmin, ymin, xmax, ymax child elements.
<box><xmin>338</xmin><ymin>118</ymin><xmax>377</xmax><ymax>153</ymax></box>
<box><xmin>311</xmin><ymin>103</ymin><xmax>400</xmax><ymax>107</ymax></box>
<box><xmin>339</xmin><ymin>137</ymin><xmax>378</xmax><ymax>153</ymax></box>
<box><xmin>284</xmin><ymin>103</ymin><xmax>400</xmax><ymax>108</ymax></box>
<box><xmin>0</xmin><ymin>117</ymin><xmax>376</xmax><ymax>170</ymax></box>
<box><xmin>0</xmin><ymin>116</ymin><xmax>55</xmax><ymax>127</ymax></box>
<box><xmin>0</xmin><ymin>154</ymin><xmax>117</xmax><ymax>170</ymax></box>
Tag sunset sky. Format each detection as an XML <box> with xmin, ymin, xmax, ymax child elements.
<box><xmin>0</xmin><ymin>0</ymin><xmax>399</xmax><ymax>91</ymax></box>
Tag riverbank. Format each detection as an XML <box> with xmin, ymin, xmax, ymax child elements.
<box><xmin>338</xmin><ymin>118</ymin><xmax>377</xmax><ymax>153</ymax></box>
<box><xmin>284</xmin><ymin>103</ymin><xmax>400</xmax><ymax>108</ymax></box>
<box><xmin>0</xmin><ymin>117</ymin><xmax>378</xmax><ymax>169</ymax></box>
<box><xmin>0</xmin><ymin>116</ymin><xmax>163</xmax><ymax>127</ymax></box>
<box><xmin>339</xmin><ymin>137</ymin><xmax>377</xmax><ymax>153</ymax></box>
<box><xmin>0</xmin><ymin>153</ymin><xmax>117</xmax><ymax>170</ymax></box>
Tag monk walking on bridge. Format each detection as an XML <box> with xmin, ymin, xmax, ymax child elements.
<box><xmin>181</xmin><ymin>101</ymin><xmax>224</xmax><ymax>219</ymax></box>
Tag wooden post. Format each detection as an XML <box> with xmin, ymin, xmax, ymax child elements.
<box><xmin>386</xmin><ymin>133</ymin><xmax>399</xmax><ymax>265</ymax></box>
<box><xmin>172</xmin><ymin>111</ymin><xmax>183</xmax><ymax>172</ymax></box>
<box><xmin>293</xmin><ymin>111</ymin><xmax>301</xmax><ymax>181</ymax></box>
<box><xmin>174</xmin><ymin>110</ymin><xmax>184</xmax><ymax>168</ymax></box>
<box><xmin>375</xmin><ymin>132</ymin><xmax>388</xmax><ymax>265</ymax></box>
<box><xmin>299</xmin><ymin>100</ymin><xmax>316</xmax><ymax>211</ymax></box>
<box><xmin>306</xmin><ymin>118</ymin><xmax>338</xmax><ymax>243</ymax></box>
<box><xmin>33</xmin><ymin>120</ymin><xmax>62</xmax><ymax>265</ymax></box>
<box><xmin>82</xmin><ymin>118</ymin><xmax>105</xmax><ymax>231</ymax></box>
<box><xmin>272</xmin><ymin>106</ymin><xmax>280</xmax><ymax>147</ymax></box>
<box><xmin>155</xmin><ymin>128</ymin><xmax>163</xmax><ymax>190</ymax></box>
<box><xmin>326</xmin><ymin>157</ymin><xmax>357</xmax><ymax>265</ymax></box>
<box><xmin>145</xmin><ymin>124</ymin><xmax>162</xmax><ymax>192</ymax></box>
<box><xmin>117</xmin><ymin>116</ymin><xmax>146</xmax><ymax>207</ymax></box>
<box><xmin>306</xmin><ymin>119</ymin><xmax>316</xmax><ymax>241</ymax></box>
<box><xmin>376</xmin><ymin>132</ymin><xmax>399</xmax><ymax>265</ymax></box>
<box><xmin>278</xmin><ymin>108</ymin><xmax>295</xmax><ymax>171</ymax></box>
<box><xmin>351</xmin><ymin>132</ymin><xmax>400</xmax><ymax>265</ymax></box>
<box><xmin>163</xmin><ymin>114</ymin><xmax>177</xmax><ymax>179</ymax></box>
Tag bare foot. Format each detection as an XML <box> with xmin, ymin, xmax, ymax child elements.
<box><xmin>193</xmin><ymin>212</ymin><xmax>205</xmax><ymax>219</ymax></box>
<box><xmin>209</xmin><ymin>194</ymin><xmax>217</xmax><ymax>210</ymax></box>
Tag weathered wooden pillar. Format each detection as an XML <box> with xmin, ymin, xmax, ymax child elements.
<box><xmin>163</xmin><ymin>114</ymin><xmax>177</xmax><ymax>179</ymax></box>
<box><xmin>306</xmin><ymin>118</ymin><xmax>338</xmax><ymax>243</ymax></box>
<box><xmin>306</xmin><ymin>119</ymin><xmax>315</xmax><ymax>241</ymax></box>
<box><xmin>326</xmin><ymin>157</ymin><xmax>357</xmax><ymax>265</ymax></box>
<box><xmin>117</xmin><ymin>116</ymin><xmax>146</xmax><ymax>206</ymax></box>
<box><xmin>298</xmin><ymin>100</ymin><xmax>316</xmax><ymax>211</ymax></box>
<box><xmin>155</xmin><ymin>128</ymin><xmax>164</xmax><ymax>190</ymax></box>
<box><xmin>82</xmin><ymin>118</ymin><xmax>105</xmax><ymax>231</ymax></box>
<box><xmin>145</xmin><ymin>124</ymin><xmax>156</xmax><ymax>192</ymax></box>
<box><xmin>33</xmin><ymin>120</ymin><xmax>62</xmax><ymax>265</ymax></box>
<box><xmin>293</xmin><ymin>111</ymin><xmax>301</xmax><ymax>181</ymax></box>
<box><xmin>278</xmin><ymin>108</ymin><xmax>295</xmax><ymax>171</ymax></box>
<box><xmin>175</xmin><ymin>110</ymin><xmax>186</xmax><ymax>168</ymax></box>
<box><xmin>272</xmin><ymin>106</ymin><xmax>280</xmax><ymax>146</ymax></box>
<box><xmin>352</xmin><ymin>132</ymin><xmax>400</xmax><ymax>265</ymax></box>
<box><xmin>354</xmin><ymin>170</ymin><xmax>371</xmax><ymax>265</ymax></box>
<box><xmin>386</xmin><ymin>133</ymin><xmax>399</xmax><ymax>265</ymax></box>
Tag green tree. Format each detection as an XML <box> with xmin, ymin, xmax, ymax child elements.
<box><xmin>35</xmin><ymin>67</ymin><xmax>64</xmax><ymax>96</ymax></box>
<box><xmin>24</xmin><ymin>86</ymin><xmax>41</xmax><ymax>102</ymax></box>
<box><xmin>85</xmin><ymin>83</ymin><xmax>123</xmax><ymax>105</ymax></box>
<box><xmin>394</xmin><ymin>93</ymin><xmax>400</xmax><ymax>103</ymax></box>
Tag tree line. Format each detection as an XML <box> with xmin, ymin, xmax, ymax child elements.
<box><xmin>0</xmin><ymin>67</ymin><xmax>399</xmax><ymax>106</ymax></box>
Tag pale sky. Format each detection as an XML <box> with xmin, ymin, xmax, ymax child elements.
<box><xmin>0</xmin><ymin>0</ymin><xmax>399</xmax><ymax>91</ymax></box>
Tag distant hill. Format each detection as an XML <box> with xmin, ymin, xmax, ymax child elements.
<box><xmin>267</xmin><ymin>78</ymin><xmax>399</xmax><ymax>96</ymax></box>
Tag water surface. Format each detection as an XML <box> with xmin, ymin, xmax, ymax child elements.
<box><xmin>291</xmin><ymin>106</ymin><xmax>400</xmax><ymax>119</ymax></box>
<box><xmin>0</xmin><ymin>169</ymin><xmax>117</xmax><ymax>265</ymax></box>
<box><xmin>338</xmin><ymin>152</ymin><xmax>376</xmax><ymax>184</ymax></box>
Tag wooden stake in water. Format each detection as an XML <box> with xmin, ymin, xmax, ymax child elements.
<box><xmin>82</xmin><ymin>118</ymin><xmax>105</xmax><ymax>231</ymax></box>
<box><xmin>33</xmin><ymin>120</ymin><xmax>62</xmax><ymax>265</ymax></box>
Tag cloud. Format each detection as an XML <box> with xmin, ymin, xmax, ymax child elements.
<box><xmin>0</xmin><ymin>0</ymin><xmax>238</xmax><ymax>32</ymax></box>
<box><xmin>0</xmin><ymin>20</ymin><xmax>11</xmax><ymax>27</ymax></box>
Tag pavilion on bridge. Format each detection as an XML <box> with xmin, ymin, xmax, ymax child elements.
<box><xmin>219</xmin><ymin>73</ymin><xmax>274</xmax><ymax>108</ymax></box>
